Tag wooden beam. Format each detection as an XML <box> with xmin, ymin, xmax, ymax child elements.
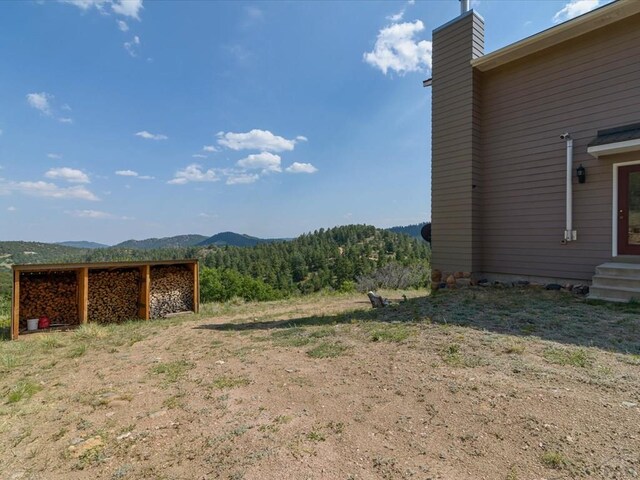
<box><xmin>78</xmin><ymin>267</ymin><xmax>89</xmax><ymax>324</ymax></box>
<box><xmin>13</xmin><ymin>258</ymin><xmax>199</xmax><ymax>273</ymax></box>
<box><xmin>11</xmin><ymin>271</ymin><xmax>20</xmax><ymax>340</ymax></box>
<box><xmin>138</xmin><ymin>265</ymin><xmax>150</xmax><ymax>320</ymax></box>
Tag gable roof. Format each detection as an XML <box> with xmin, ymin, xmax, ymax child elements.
<box><xmin>471</xmin><ymin>0</ymin><xmax>640</xmax><ymax>72</ymax></box>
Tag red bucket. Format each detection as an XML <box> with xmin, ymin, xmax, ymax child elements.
<box><xmin>38</xmin><ymin>316</ymin><xmax>51</xmax><ymax>329</ymax></box>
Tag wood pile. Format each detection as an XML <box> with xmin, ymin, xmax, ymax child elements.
<box><xmin>88</xmin><ymin>269</ymin><xmax>140</xmax><ymax>323</ymax></box>
<box><xmin>19</xmin><ymin>271</ymin><xmax>78</xmax><ymax>329</ymax></box>
<box><xmin>150</xmin><ymin>265</ymin><xmax>194</xmax><ymax>318</ymax></box>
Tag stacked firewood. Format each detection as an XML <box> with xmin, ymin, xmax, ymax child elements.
<box><xmin>19</xmin><ymin>272</ymin><xmax>78</xmax><ymax>329</ymax></box>
<box><xmin>150</xmin><ymin>266</ymin><xmax>194</xmax><ymax>318</ymax></box>
<box><xmin>88</xmin><ymin>269</ymin><xmax>140</xmax><ymax>323</ymax></box>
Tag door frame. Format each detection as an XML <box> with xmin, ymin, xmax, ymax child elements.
<box><xmin>612</xmin><ymin>160</ymin><xmax>640</xmax><ymax>256</ymax></box>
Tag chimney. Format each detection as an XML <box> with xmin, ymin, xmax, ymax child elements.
<box><xmin>430</xmin><ymin>5</ymin><xmax>484</xmax><ymax>274</ymax></box>
<box><xmin>460</xmin><ymin>0</ymin><xmax>470</xmax><ymax>14</ymax></box>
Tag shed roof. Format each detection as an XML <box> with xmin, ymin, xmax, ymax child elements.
<box><xmin>12</xmin><ymin>259</ymin><xmax>198</xmax><ymax>273</ymax></box>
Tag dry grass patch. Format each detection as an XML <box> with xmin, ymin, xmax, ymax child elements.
<box><xmin>150</xmin><ymin>360</ymin><xmax>194</xmax><ymax>384</ymax></box>
<box><xmin>1</xmin><ymin>289</ymin><xmax>640</xmax><ymax>479</ymax></box>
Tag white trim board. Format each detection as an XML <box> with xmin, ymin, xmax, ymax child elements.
<box><xmin>589</xmin><ymin>139</ymin><xmax>640</xmax><ymax>158</ymax></box>
<box><xmin>612</xmin><ymin>159</ymin><xmax>640</xmax><ymax>257</ymax></box>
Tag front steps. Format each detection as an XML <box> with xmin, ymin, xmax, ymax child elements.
<box><xmin>589</xmin><ymin>262</ymin><xmax>640</xmax><ymax>302</ymax></box>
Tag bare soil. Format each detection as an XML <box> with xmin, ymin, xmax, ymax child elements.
<box><xmin>1</xmin><ymin>288</ymin><xmax>639</xmax><ymax>480</ymax></box>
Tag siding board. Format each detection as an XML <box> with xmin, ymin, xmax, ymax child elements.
<box><xmin>476</xmin><ymin>14</ymin><xmax>640</xmax><ymax>280</ymax></box>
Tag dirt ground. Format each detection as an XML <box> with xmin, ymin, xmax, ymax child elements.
<box><xmin>1</xmin><ymin>288</ymin><xmax>639</xmax><ymax>480</ymax></box>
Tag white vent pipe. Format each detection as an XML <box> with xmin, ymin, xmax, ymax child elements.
<box><xmin>460</xmin><ymin>0</ymin><xmax>470</xmax><ymax>14</ymax></box>
<box><xmin>561</xmin><ymin>133</ymin><xmax>576</xmax><ymax>242</ymax></box>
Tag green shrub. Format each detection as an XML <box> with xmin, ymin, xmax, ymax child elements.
<box><xmin>200</xmin><ymin>267</ymin><xmax>281</xmax><ymax>303</ymax></box>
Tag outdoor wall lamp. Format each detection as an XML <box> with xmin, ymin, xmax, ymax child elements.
<box><xmin>576</xmin><ymin>164</ymin><xmax>586</xmax><ymax>184</ymax></box>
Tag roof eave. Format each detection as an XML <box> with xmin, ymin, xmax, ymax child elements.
<box><xmin>587</xmin><ymin>139</ymin><xmax>640</xmax><ymax>158</ymax></box>
<box><xmin>471</xmin><ymin>0</ymin><xmax>640</xmax><ymax>72</ymax></box>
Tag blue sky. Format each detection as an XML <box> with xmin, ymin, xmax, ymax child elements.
<box><xmin>0</xmin><ymin>0</ymin><xmax>608</xmax><ymax>244</ymax></box>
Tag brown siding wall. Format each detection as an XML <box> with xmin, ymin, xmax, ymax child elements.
<box><xmin>431</xmin><ymin>11</ymin><xmax>484</xmax><ymax>273</ymax></box>
<box><xmin>479</xmin><ymin>13</ymin><xmax>640</xmax><ymax>281</ymax></box>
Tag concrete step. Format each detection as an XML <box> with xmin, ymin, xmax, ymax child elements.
<box><xmin>592</xmin><ymin>274</ymin><xmax>640</xmax><ymax>289</ymax></box>
<box><xmin>595</xmin><ymin>262</ymin><xmax>640</xmax><ymax>278</ymax></box>
<box><xmin>588</xmin><ymin>285</ymin><xmax>640</xmax><ymax>302</ymax></box>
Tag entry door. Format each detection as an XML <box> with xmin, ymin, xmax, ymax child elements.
<box><xmin>618</xmin><ymin>164</ymin><xmax>640</xmax><ymax>255</ymax></box>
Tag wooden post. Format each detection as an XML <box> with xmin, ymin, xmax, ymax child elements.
<box><xmin>11</xmin><ymin>270</ymin><xmax>20</xmax><ymax>340</ymax></box>
<box><xmin>192</xmin><ymin>261</ymin><xmax>199</xmax><ymax>313</ymax></box>
<box><xmin>78</xmin><ymin>267</ymin><xmax>89</xmax><ymax>324</ymax></box>
<box><xmin>138</xmin><ymin>264</ymin><xmax>150</xmax><ymax>320</ymax></box>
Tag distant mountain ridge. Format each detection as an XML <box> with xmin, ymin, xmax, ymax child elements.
<box><xmin>57</xmin><ymin>241</ymin><xmax>110</xmax><ymax>249</ymax></box>
<box><xmin>1</xmin><ymin>225</ymin><xmax>426</xmax><ymax>260</ymax></box>
<box><xmin>387</xmin><ymin>223</ymin><xmax>429</xmax><ymax>239</ymax></box>
<box><xmin>114</xmin><ymin>234</ymin><xmax>208</xmax><ymax>250</ymax></box>
<box><xmin>197</xmin><ymin>231</ymin><xmax>281</xmax><ymax>248</ymax></box>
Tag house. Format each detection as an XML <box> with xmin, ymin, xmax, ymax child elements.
<box><xmin>428</xmin><ymin>0</ymin><xmax>640</xmax><ymax>301</ymax></box>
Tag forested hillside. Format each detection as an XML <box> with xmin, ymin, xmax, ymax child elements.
<box><xmin>114</xmin><ymin>235</ymin><xmax>208</xmax><ymax>250</ymax></box>
<box><xmin>57</xmin><ymin>241</ymin><xmax>110</xmax><ymax>249</ymax></box>
<box><xmin>387</xmin><ymin>223</ymin><xmax>429</xmax><ymax>239</ymax></box>
<box><xmin>197</xmin><ymin>231</ymin><xmax>276</xmax><ymax>247</ymax></box>
<box><xmin>0</xmin><ymin>225</ymin><xmax>430</xmax><ymax>301</ymax></box>
<box><xmin>0</xmin><ymin>241</ymin><xmax>90</xmax><ymax>265</ymax></box>
<box><xmin>200</xmin><ymin>224</ymin><xmax>430</xmax><ymax>296</ymax></box>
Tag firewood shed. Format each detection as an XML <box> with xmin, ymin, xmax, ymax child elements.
<box><xmin>10</xmin><ymin>259</ymin><xmax>199</xmax><ymax>340</ymax></box>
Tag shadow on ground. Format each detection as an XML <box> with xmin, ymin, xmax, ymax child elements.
<box><xmin>195</xmin><ymin>288</ymin><xmax>640</xmax><ymax>355</ymax></box>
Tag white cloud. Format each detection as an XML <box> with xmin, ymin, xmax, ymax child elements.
<box><xmin>387</xmin><ymin>0</ymin><xmax>417</xmax><ymax>21</ymax></box>
<box><xmin>61</xmin><ymin>0</ymin><xmax>143</xmax><ymax>20</ymax></box>
<box><xmin>115</xmin><ymin>169</ymin><xmax>153</xmax><ymax>179</ymax></box>
<box><xmin>117</xmin><ymin>19</ymin><xmax>129</xmax><ymax>31</ymax></box>
<box><xmin>285</xmin><ymin>162</ymin><xmax>318</xmax><ymax>174</ymax></box>
<box><xmin>26</xmin><ymin>92</ymin><xmax>53</xmax><ymax>116</ymax></box>
<box><xmin>388</xmin><ymin>11</ymin><xmax>404</xmax><ymax>22</ymax></box>
<box><xmin>168</xmin><ymin>164</ymin><xmax>219</xmax><ymax>184</ymax></box>
<box><xmin>7</xmin><ymin>206</ymin><xmax>16</xmax><ymax>212</ymax></box>
<box><xmin>27</xmin><ymin>92</ymin><xmax>72</xmax><ymax>121</ymax></box>
<box><xmin>226</xmin><ymin>173</ymin><xmax>259</xmax><ymax>185</ymax></box>
<box><xmin>124</xmin><ymin>35</ymin><xmax>141</xmax><ymax>57</ymax></box>
<box><xmin>236</xmin><ymin>152</ymin><xmax>282</xmax><ymax>173</ymax></box>
<box><xmin>192</xmin><ymin>154</ymin><xmax>207</xmax><ymax>158</ymax></box>
<box><xmin>364</xmin><ymin>20</ymin><xmax>432</xmax><ymax>75</ymax></box>
<box><xmin>0</xmin><ymin>129</ymin><xmax>3</xmax><ymax>136</ymax></box>
<box><xmin>217</xmin><ymin>129</ymin><xmax>301</xmax><ymax>152</ymax></box>
<box><xmin>59</xmin><ymin>0</ymin><xmax>109</xmax><ymax>12</ymax></box>
<box><xmin>70</xmin><ymin>209</ymin><xmax>115</xmax><ymax>219</ymax></box>
<box><xmin>111</xmin><ymin>0</ymin><xmax>143</xmax><ymax>19</ymax></box>
<box><xmin>553</xmin><ymin>0</ymin><xmax>600</xmax><ymax>23</ymax></box>
<box><xmin>115</xmin><ymin>169</ymin><xmax>138</xmax><ymax>176</ymax></box>
<box><xmin>47</xmin><ymin>153</ymin><xmax>63</xmax><ymax>159</ymax></box>
<box><xmin>45</xmin><ymin>167</ymin><xmax>90</xmax><ymax>184</ymax></box>
<box><xmin>69</xmin><ymin>209</ymin><xmax>134</xmax><ymax>220</ymax></box>
<box><xmin>203</xmin><ymin>145</ymin><xmax>218</xmax><ymax>152</ymax></box>
<box><xmin>61</xmin><ymin>103</ymin><xmax>72</xmax><ymax>111</ymax></box>
<box><xmin>135</xmin><ymin>130</ymin><xmax>167</xmax><ymax>140</ymax></box>
<box><xmin>295</xmin><ymin>135</ymin><xmax>308</xmax><ymax>142</ymax></box>
<box><xmin>13</xmin><ymin>181</ymin><xmax>99</xmax><ymax>201</ymax></box>
<box><xmin>198</xmin><ymin>212</ymin><xmax>218</xmax><ymax>218</ymax></box>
